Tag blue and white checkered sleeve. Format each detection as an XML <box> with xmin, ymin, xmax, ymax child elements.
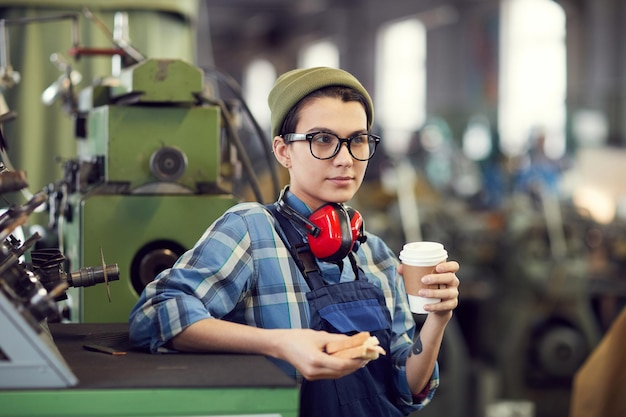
<box><xmin>128</xmin><ymin>207</ymin><xmax>256</xmax><ymax>352</ymax></box>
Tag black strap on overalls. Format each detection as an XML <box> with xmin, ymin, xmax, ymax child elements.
<box><xmin>266</xmin><ymin>203</ymin><xmax>326</xmax><ymax>289</ymax></box>
<box><xmin>267</xmin><ymin>203</ymin><xmax>405</xmax><ymax>417</ymax></box>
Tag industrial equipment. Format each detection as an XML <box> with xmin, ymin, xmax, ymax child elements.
<box><xmin>0</xmin><ymin>175</ymin><xmax>120</xmax><ymax>388</ymax></box>
<box><xmin>49</xmin><ymin>56</ymin><xmax>241</xmax><ymax>323</ymax></box>
<box><xmin>0</xmin><ymin>12</ymin><xmax>297</xmax><ymax>414</ymax></box>
<box><xmin>0</xmin><ymin>10</ymin><xmax>268</xmax><ymax>323</ymax></box>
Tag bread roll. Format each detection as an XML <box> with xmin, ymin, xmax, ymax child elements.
<box><xmin>326</xmin><ymin>332</ymin><xmax>371</xmax><ymax>354</ymax></box>
<box><xmin>326</xmin><ymin>332</ymin><xmax>386</xmax><ymax>360</ymax></box>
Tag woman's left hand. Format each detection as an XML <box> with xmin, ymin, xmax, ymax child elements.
<box><xmin>399</xmin><ymin>261</ymin><xmax>460</xmax><ymax>318</ymax></box>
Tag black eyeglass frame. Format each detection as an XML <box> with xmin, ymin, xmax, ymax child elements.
<box><xmin>281</xmin><ymin>131</ymin><xmax>381</xmax><ymax>161</ymax></box>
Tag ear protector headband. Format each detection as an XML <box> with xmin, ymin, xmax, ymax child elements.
<box><xmin>276</xmin><ymin>189</ymin><xmax>365</xmax><ymax>263</ymax></box>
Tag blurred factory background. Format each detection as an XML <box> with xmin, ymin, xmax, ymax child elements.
<box><xmin>1</xmin><ymin>0</ymin><xmax>626</xmax><ymax>416</ymax></box>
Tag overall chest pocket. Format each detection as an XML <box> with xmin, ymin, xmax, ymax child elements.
<box><xmin>318</xmin><ymin>298</ymin><xmax>390</xmax><ymax>334</ymax></box>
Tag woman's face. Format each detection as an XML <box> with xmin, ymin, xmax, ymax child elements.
<box><xmin>274</xmin><ymin>96</ymin><xmax>369</xmax><ymax>210</ymax></box>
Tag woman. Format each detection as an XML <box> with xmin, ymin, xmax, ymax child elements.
<box><xmin>129</xmin><ymin>66</ymin><xmax>460</xmax><ymax>416</ymax></box>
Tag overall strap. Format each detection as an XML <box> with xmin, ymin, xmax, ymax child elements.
<box><xmin>266</xmin><ymin>203</ymin><xmax>325</xmax><ymax>289</ymax></box>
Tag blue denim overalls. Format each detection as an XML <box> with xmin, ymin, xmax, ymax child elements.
<box><xmin>268</xmin><ymin>203</ymin><xmax>406</xmax><ymax>417</ymax></box>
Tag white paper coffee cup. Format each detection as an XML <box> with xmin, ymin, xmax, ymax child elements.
<box><xmin>399</xmin><ymin>242</ymin><xmax>448</xmax><ymax>314</ymax></box>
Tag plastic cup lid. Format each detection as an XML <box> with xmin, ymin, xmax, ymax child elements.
<box><xmin>399</xmin><ymin>241</ymin><xmax>447</xmax><ymax>266</ymax></box>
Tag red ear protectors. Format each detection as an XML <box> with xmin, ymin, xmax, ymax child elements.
<box><xmin>276</xmin><ymin>189</ymin><xmax>365</xmax><ymax>263</ymax></box>
<box><xmin>307</xmin><ymin>203</ymin><xmax>355</xmax><ymax>262</ymax></box>
<box><xmin>346</xmin><ymin>206</ymin><xmax>365</xmax><ymax>246</ymax></box>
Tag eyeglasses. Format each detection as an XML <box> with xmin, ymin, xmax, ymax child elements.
<box><xmin>282</xmin><ymin>131</ymin><xmax>380</xmax><ymax>161</ymax></box>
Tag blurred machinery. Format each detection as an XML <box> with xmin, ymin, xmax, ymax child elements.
<box><xmin>0</xmin><ymin>170</ymin><xmax>119</xmax><ymax>388</ymax></box>
<box><xmin>0</xmin><ymin>172</ymin><xmax>298</xmax><ymax>415</ymax></box>
<box><xmin>0</xmin><ymin>12</ymin><xmax>292</xmax><ymax>410</ymax></box>
<box><xmin>0</xmin><ymin>11</ymin><xmax>273</xmax><ymax>324</ymax></box>
<box><xmin>361</xmin><ymin>115</ymin><xmax>626</xmax><ymax>417</ymax></box>
<box><xmin>48</xmin><ymin>57</ymin><xmax>240</xmax><ymax>323</ymax></box>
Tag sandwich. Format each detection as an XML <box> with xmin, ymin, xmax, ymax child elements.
<box><xmin>325</xmin><ymin>331</ymin><xmax>386</xmax><ymax>360</ymax></box>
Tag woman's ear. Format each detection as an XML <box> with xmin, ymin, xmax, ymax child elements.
<box><xmin>273</xmin><ymin>136</ymin><xmax>291</xmax><ymax>168</ymax></box>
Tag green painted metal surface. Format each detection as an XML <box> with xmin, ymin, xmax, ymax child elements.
<box><xmin>84</xmin><ymin>104</ymin><xmax>221</xmax><ymax>190</ymax></box>
<box><xmin>112</xmin><ymin>59</ymin><xmax>203</xmax><ymax>103</ymax></box>
<box><xmin>0</xmin><ymin>388</ymin><xmax>299</xmax><ymax>416</ymax></box>
<box><xmin>63</xmin><ymin>193</ymin><xmax>239</xmax><ymax>323</ymax></box>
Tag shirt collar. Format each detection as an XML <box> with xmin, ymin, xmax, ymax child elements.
<box><xmin>283</xmin><ymin>187</ymin><xmax>313</xmax><ymax>217</ymax></box>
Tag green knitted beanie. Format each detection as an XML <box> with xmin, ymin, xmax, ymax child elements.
<box><xmin>268</xmin><ymin>67</ymin><xmax>374</xmax><ymax>138</ymax></box>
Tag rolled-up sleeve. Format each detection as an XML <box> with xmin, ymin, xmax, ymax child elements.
<box><xmin>128</xmin><ymin>209</ymin><xmax>255</xmax><ymax>352</ymax></box>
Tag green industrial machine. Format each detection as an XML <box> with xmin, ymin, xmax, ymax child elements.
<box><xmin>0</xmin><ymin>13</ymin><xmax>296</xmax><ymax>417</ymax></box>
<box><xmin>58</xmin><ymin>58</ymin><xmax>240</xmax><ymax>323</ymax></box>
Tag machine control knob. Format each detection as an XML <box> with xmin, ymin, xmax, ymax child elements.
<box><xmin>149</xmin><ymin>146</ymin><xmax>188</xmax><ymax>182</ymax></box>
